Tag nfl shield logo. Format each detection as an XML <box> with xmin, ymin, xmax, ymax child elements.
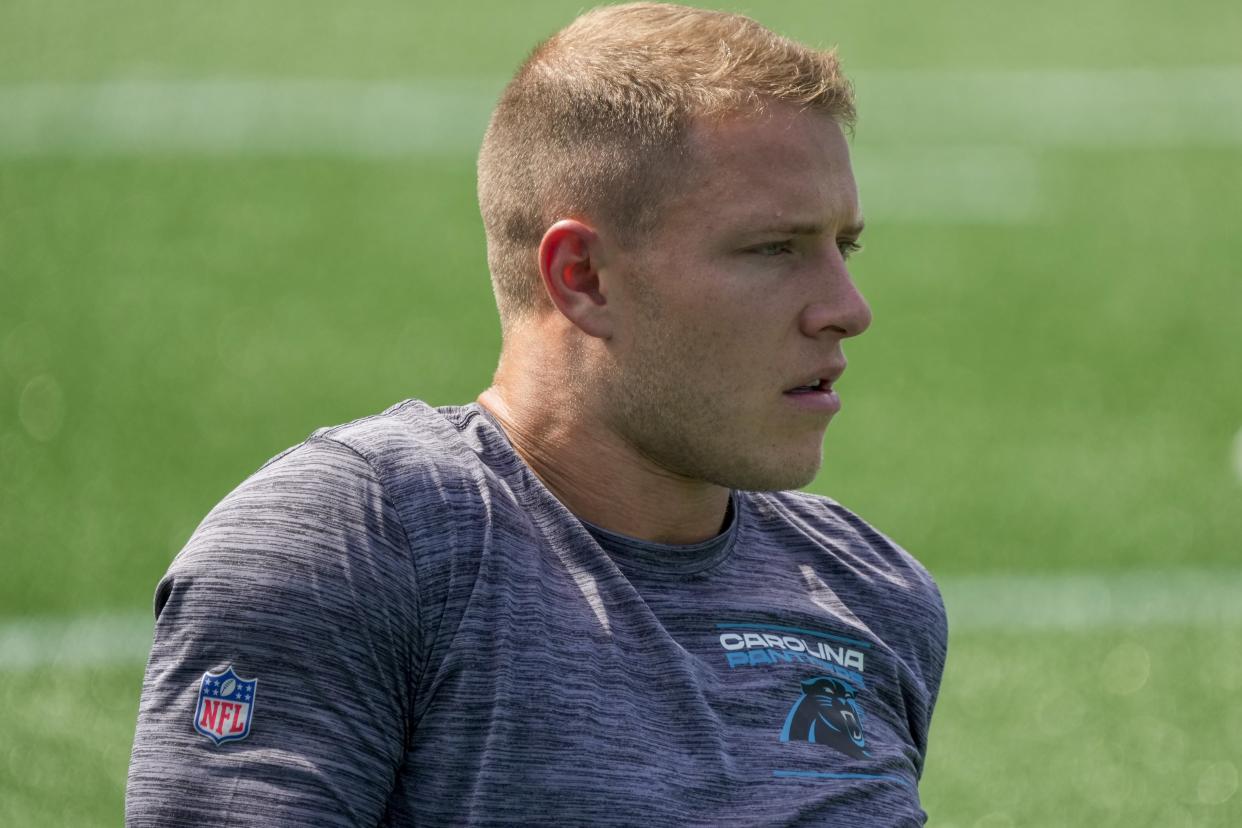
<box><xmin>193</xmin><ymin>665</ymin><xmax>258</xmax><ymax>745</ymax></box>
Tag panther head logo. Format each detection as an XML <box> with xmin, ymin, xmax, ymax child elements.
<box><xmin>779</xmin><ymin>675</ymin><xmax>869</xmax><ymax>759</ymax></box>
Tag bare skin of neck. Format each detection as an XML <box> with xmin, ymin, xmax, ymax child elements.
<box><xmin>477</xmin><ymin>331</ymin><xmax>731</xmax><ymax>545</ymax></box>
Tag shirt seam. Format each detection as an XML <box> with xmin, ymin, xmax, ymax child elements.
<box><xmin>306</xmin><ymin>433</ymin><xmax>426</xmax><ymax>741</ymax></box>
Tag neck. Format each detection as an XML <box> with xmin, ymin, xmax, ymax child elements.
<box><xmin>478</xmin><ymin>346</ymin><xmax>730</xmax><ymax>545</ymax></box>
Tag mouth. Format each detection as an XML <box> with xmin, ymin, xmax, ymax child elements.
<box><xmin>781</xmin><ymin>367</ymin><xmax>845</xmax><ymax>414</ymax></box>
<box><xmin>783</xmin><ymin>363</ymin><xmax>845</xmax><ymax>394</ymax></box>
<box><xmin>784</xmin><ymin>378</ymin><xmax>834</xmax><ymax>395</ymax></box>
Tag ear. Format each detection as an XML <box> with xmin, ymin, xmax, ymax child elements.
<box><xmin>537</xmin><ymin>219</ymin><xmax>614</xmax><ymax>340</ymax></box>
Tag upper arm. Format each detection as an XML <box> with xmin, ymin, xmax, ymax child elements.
<box><xmin>126</xmin><ymin>437</ymin><xmax>419</xmax><ymax>826</ymax></box>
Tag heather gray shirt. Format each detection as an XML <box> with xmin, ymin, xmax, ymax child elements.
<box><xmin>127</xmin><ymin>400</ymin><xmax>947</xmax><ymax>826</ymax></box>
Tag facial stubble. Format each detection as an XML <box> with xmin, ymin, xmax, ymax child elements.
<box><xmin>599</xmin><ymin>284</ymin><xmax>826</xmax><ymax>493</ymax></box>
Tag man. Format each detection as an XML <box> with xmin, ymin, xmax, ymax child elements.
<box><xmin>127</xmin><ymin>3</ymin><xmax>947</xmax><ymax>825</ymax></box>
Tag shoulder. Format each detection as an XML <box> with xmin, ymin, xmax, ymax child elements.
<box><xmin>746</xmin><ymin>488</ymin><xmax>946</xmax><ymax>634</ymax></box>
<box><xmin>298</xmin><ymin>398</ymin><xmax>481</xmax><ymax>484</ymax></box>
<box><xmin>134</xmin><ymin>419</ymin><xmax>427</xmax><ymax>826</ymax></box>
<box><xmin>748</xmin><ymin>490</ymin><xmax>932</xmax><ymax>573</ymax></box>
<box><xmin>748</xmin><ymin>488</ymin><xmax>949</xmax><ymax>709</ymax></box>
<box><xmin>216</xmin><ymin>400</ymin><xmax>502</xmax><ymax>547</ymax></box>
<box><xmin>172</xmin><ymin>399</ymin><xmax>480</xmax><ymax>579</ymax></box>
<box><xmin>169</xmin><ymin>399</ymin><xmax>517</xmax><ymax>616</ymax></box>
<box><xmin>303</xmin><ymin>399</ymin><xmax>504</xmax><ymax>505</ymax></box>
<box><xmin>168</xmin><ymin>428</ymin><xmax>412</xmax><ymax>605</ymax></box>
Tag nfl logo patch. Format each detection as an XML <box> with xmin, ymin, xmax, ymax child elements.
<box><xmin>193</xmin><ymin>665</ymin><xmax>258</xmax><ymax>745</ymax></box>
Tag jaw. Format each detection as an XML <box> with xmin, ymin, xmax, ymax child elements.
<box><xmin>693</xmin><ymin>418</ymin><xmax>828</xmax><ymax>493</ymax></box>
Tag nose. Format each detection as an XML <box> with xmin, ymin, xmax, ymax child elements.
<box><xmin>798</xmin><ymin>258</ymin><xmax>873</xmax><ymax>339</ymax></box>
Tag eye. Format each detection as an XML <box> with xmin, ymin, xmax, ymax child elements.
<box><xmin>837</xmin><ymin>239</ymin><xmax>863</xmax><ymax>260</ymax></box>
<box><xmin>748</xmin><ymin>240</ymin><xmax>796</xmax><ymax>256</ymax></box>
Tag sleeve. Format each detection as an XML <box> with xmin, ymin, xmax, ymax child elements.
<box><xmin>125</xmin><ymin>436</ymin><xmax>420</xmax><ymax>827</ymax></box>
<box><xmin>921</xmin><ymin>581</ymin><xmax>949</xmax><ymax>719</ymax></box>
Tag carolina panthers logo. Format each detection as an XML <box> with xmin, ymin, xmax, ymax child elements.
<box><xmin>780</xmin><ymin>675</ymin><xmax>869</xmax><ymax>759</ymax></box>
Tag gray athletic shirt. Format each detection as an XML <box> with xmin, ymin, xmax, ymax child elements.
<box><xmin>127</xmin><ymin>400</ymin><xmax>948</xmax><ymax>826</ymax></box>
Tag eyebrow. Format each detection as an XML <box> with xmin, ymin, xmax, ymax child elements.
<box><xmin>751</xmin><ymin>220</ymin><xmax>866</xmax><ymax>237</ymax></box>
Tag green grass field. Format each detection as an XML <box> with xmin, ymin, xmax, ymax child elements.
<box><xmin>2</xmin><ymin>1</ymin><xmax>1240</xmax><ymax>824</ymax></box>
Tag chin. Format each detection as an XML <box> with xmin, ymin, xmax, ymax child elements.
<box><xmin>705</xmin><ymin>450</ymin><xmax>823</xmax><ymax>493</ymax></box>
<box><xmin>737</xmin><ymin>466</ymin><xmax>821</xmax><ymax>493</ymax></box>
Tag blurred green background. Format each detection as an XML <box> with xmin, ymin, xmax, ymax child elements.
<box><xmin>2</xmin><ymin>1</ymin><xmax>1240</xmax><ymax>825</ymax></box>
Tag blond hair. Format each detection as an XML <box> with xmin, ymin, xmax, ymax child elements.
<box><xmin>477</xmin><ymin>2</ymin><xmax>855</xmax><ymax>329</ymax></box>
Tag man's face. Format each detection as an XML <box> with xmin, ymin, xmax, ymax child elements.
<box><xmin>598</xmin><ymin>103</ymin><xmax>872</xmax><ymax>491</ymax></box>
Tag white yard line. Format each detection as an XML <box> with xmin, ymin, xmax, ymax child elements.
<box><xmin>1</xmin><ymin>68</ymin><xmax>1239</xmax><ymax>158</ymax></box>
<box><xmin>851</xmin><ymin>146</ymin><xmax>1040</xmax><ymax>223</ymax></box>
<box><xmin>6</xmin><ymin>68</ymin><xmax>1237</xmax><ymax>223</ymax></box>
<box><xmin>0</xmin><ymin>612</ymin><xmax>155</xmax><ymax>672</ymax></box>
<box><xmin>939</xmin><ymin>569</ymin><xmax>1242</xmax><ymax>632</ymax></box>
<box><xmin>0</xmin><ymin>79</ymin><xmax>499</xmax><ymax>159</ymax></box>
<box><xmin>2</xmin><ymin>569</ymin><xmax>1239</xmax><ymax>671</ymax></box>
<box><xmin>853</xmin><ymin>67</ymin><xmax>1242</xmax><ymax>149</ymax></box>
<box><xmin>1232</xmin><ymin>424</ymin><xmax>1242</xmax><ymax>485</ymax></box>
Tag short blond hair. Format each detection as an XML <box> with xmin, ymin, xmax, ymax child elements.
<box><xmin>477</xmin><ymin>2</ymin><xmax>855</xmax><ymax>329</ymax></box>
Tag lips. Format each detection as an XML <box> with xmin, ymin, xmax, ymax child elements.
<box><xmin>781</xmin><ymin>373</ymin><xmax>843</xmax><ymax>414</ymax></box>
<box><xmin>783</xmin><ymin>364</ymin><xmax>845</xmax><ymax>395</ymax></box>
